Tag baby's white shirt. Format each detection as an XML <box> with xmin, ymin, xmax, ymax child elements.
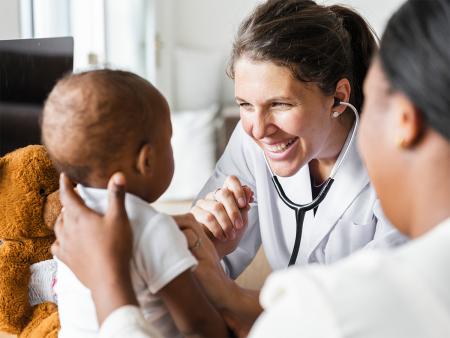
<box><xmin>55</xmin><ymin>185</ymin><xmax>198</xmax><ymax>338</ymax></box>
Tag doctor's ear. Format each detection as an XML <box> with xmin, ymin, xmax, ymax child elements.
<box><xmin>331</xmin><ymin>78</ymin><xmax>351</xmax><ymax>117</ymax></box>
<box><xmin>136</xmin><ymin>143</ymin><xmax>155</xmax><ymax>177</ymax></box>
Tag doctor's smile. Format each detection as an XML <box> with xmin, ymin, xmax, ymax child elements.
<box><xmin>258</xmin><ymin>137</ymin><xmax>299</xmax><ymax>161</ymax></box>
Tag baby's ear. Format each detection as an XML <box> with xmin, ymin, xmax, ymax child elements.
<box><xmin>136</xmin><ymin>143</ymin><xmax>154</xmax><ymax>176</ymax></box>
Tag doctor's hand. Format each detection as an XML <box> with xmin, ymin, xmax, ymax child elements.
<box><xmin>191</xmin><ymin>176</ymin><xmax>254</xmax><ymax>259</ymax></box>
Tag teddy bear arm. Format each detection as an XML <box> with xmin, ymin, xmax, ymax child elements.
<box><xmin>0</xmin><ymin>242</ymin><xmax>32</xmax><ymax>334</ymax></box>
<box><xmin>26</xmin><ymin>238</ymin><xmax>54</xmax><ymax>266</ymax></box>
<box><xmin>19</xmin><ymin>302</ymin><xmax>59</xmax><ymax>338</ymax></box>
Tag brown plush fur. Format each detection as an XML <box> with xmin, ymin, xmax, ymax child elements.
<box><xmin>0</xmin><ymin>145</ymin><xmax>61</xmax><ymax>336</ymax></box>
<box><xmin>20</xmin><ymin>303</ymin><xmax>59</xmax><ymax>338</ymax></box>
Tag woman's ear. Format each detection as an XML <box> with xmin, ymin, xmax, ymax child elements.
<box><xmin>332</xmin><ymin>78</ymin><xmax>352</xmax><ymax>114</ymax></box>
<box><xmin>393</xmin><ymin>92</ymin><xmax>424</xmax><ymax>148</ymax></box>
<box><xmin>136</xmin><ymin>143</ymin><xmax>154</xmax><ymax>177</ymax></box>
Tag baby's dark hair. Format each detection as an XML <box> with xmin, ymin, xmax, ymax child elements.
<box><xmin>42</xmin><ymin>69</ymin><xmax>166</xmax><ymax>185</ymax></box>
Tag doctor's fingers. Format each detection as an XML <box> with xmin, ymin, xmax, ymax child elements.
<box><xmin>197</xmin><ymin>196</ymin><xmax>242</xmax><ymax>239</ymax></box>
<box><xmin>223</xmin><ymin>176</ymin><xmax>249</xmax><ymax>208</ymax></box>
<box><xmin>211</xmin><ymin>187</ymin><xmax>245</xmax><ymax>230</ymax></box>
<box><xmin>241</xmin><ymin>204</ymin><xmax>250</xmax><ymax>229</ymax></box>
<box><xmin>191</xmin><ymin>203</ymin><xmax>231</xmax><ymax>241</ymax></box>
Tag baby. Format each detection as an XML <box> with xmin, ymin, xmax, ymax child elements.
<box><xmin>42</xmin><ymin>70</ymin><xmax>228</xmax><ymax>338</ymax></box>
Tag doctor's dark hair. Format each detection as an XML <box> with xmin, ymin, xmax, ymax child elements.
<box><xmin>379</xmin><ymin>0</ymin><xmax>450</xmax><ymax>141</ymax></box>
<box><xmin>228</xmin><ymin>0</ymin><xmax>378</xmax><ymax>112</ymax></box>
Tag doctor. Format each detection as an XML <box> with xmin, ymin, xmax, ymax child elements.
<box><xmin>191</xmin><ymin>0</ymin><xmax>406</xmax><ymax>310</ymax></box>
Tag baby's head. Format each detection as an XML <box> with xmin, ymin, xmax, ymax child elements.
<box><xmin>42</xmin><ymin>69</ymin><xmax>174</xmax><ymax>203</ymax></box>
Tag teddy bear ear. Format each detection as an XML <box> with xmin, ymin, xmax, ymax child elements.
<box><xmin>0</xmin><ymin>157</ymin><xmax>4</xmax><ymax>178</ymax></box>
<box><xmin>0</xmin><ymin>160</ymin><xmax>5</xmax><ymax>185</ymax></box>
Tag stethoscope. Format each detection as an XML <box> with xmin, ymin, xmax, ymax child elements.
<box><xmin>263</xmin><ymin>100</ymin><xmax>360</xmax><ymax>266</ymax></box>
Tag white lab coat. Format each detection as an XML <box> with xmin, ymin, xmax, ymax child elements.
<box><xmin>197</xmin><ymin>123</ymin><xmax>407</xmax><ymax>277</ymax></box>
<box><xmin>249</xmin><ymin>218</ymin><xmax>450</xmax><ymax>338</ymax></box>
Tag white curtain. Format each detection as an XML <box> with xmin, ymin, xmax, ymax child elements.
<box><xmin>31</xmin><ymin>0</ymin><xmax>71</xmax><ymax>37</ymax></box>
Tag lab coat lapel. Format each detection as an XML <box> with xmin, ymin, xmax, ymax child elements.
<box><xmin>304</xmin><ymin>131</ymin><xmax>370</xmax><ymax>261</ymax></box>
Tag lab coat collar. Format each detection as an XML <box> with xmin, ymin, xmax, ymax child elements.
<box><xmin>304</xmin><ymin>127</ymin><xmax>370</xmax><ymax>261</ymax></box>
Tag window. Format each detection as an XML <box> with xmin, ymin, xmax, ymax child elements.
<box><xmin>20</xmin><ymin>0</ymin><xmax>155</xmax><ymax>80</ymax></box>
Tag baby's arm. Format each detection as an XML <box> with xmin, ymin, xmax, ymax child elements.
<box><xmin>157</xmin><ymin>269</ymin><xmax>228</xmax><ymax>338</ymax></box>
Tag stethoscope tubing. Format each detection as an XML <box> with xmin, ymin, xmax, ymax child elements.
<box><xmin>263</xmin><ymin>101</ymin><xmax>360</xmax><ymax>266</ymax></box>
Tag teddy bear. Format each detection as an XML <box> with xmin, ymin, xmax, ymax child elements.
<box><xmin>0</xmin><ymin>145</ymin><xmax>62</xmax><ymax>337</ymax></box>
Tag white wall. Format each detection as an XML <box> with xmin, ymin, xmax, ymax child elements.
<box><xmin>175</xmin><ymin>0</ymin><xmax>262</xmax><ymax>107</ymax></box>
<box><xmin>0</xmin><ymin>0</ymin><xmax>21</xmax><ymax>39</ymax></box>
<box><xmin>322</xmin><ymin>0</ymin><xmax>406</xmax><ymax>36</ymax></box>
<box><xmin>155</xmin><ymin>0</ymin><xmax>176</xmax><ymax>105</ymax></box>
<box><xmin>155</xmin><ymin>0</ymin><xmax>261</xmax><ymax>109</ymax></box>
<box><xmin>174</xmin><ymin>0</ymin><xmax>261</xmax><ymax>50</ymax></box>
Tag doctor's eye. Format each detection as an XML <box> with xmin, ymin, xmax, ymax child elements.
<box><xmin>238</xmin><ymin>103</ymin><xmax>255</xmax><ymax>113</ymax></box>
<box><xmin>271</xmin><ymin>102</ymin><xmax>291</xmax><ymax>108</ymax></box>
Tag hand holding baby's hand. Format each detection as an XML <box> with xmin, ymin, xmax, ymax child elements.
<box><xmin>190</xmin><ymin>176</ymin><xmax>254</xmax><ymax>258</ymax></box>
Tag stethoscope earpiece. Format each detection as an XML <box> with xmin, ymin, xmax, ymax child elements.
<box><xmin>331</xmin><ymin>97</ymin><xmax>347</xmax><ymax>119</ymax></box>
<box><xmin>333</xmin><ymin>97</ymin><xmax>341</xmax><ymax>108</ymax></box>
<box><xmin>332</xmin><ymin>98</ymin><xmax>345</xmax><ymax>118</ymax></box>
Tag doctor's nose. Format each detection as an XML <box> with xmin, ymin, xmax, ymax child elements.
<box><xmin>251</xmin><ymin>111</ymin><xmax>277</xmax><ymax>140</ymax></box>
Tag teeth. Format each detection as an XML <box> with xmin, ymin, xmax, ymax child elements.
<box><xmin>266</xmin><ymin>138</ymin><xmax>295</xmax><ymax>153</ymax></box>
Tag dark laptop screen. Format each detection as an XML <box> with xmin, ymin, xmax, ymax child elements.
<box><xmin>0</xmin><ymin>37</ymin><xmax>74</xmax><ymax>155</ymax></box>
<box><xmin>0</xmin><ymin>37</ymin><xmax>74</xmax><ymax>104</ymax></box>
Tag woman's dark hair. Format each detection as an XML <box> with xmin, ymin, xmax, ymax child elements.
<box><xmin>379</xmin><ymin>0</ymin><xmax>450</xmax><ymax>141</ymax></box>
<box><xmin>228</xmin><ymin>0</ymin><xmax>378</xmax><ymax>112</ymax></box>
